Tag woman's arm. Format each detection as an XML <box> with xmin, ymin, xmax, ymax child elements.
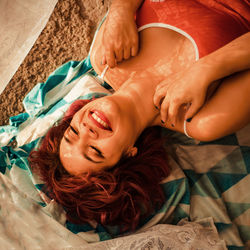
<box><xmin>187</xmin><ymin>69</ymin><xmax>250</xmax><ymax>141</ymax></box>
<box><xmin>198</xmin><ymin>31</ymin><xmax>250</xmax><ymax>93</ymax></box>
<box><xmin>154</xmin><ymin>32</ymin><xmax>250</xmax><ymax>125</ymax></box>
<box><xmin>101</xmin><ymin>0</ymin><xmax>144</xmax><ymax>67</ymax></box>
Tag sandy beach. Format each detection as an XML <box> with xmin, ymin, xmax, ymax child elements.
<box><xmin>0</xmin><ymin>0</ymin><xmax>111</xmax><ymax>126</ymax></box>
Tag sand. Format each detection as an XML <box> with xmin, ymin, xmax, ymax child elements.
<box><xmin>0</xmin><ymin>0</ymin><xmax>111</xmax><ymax>126</ymax></box>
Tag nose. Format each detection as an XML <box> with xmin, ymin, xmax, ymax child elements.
<box><xmin>79</xmin><ymin>122</ymin><xmax>98</xmax><ymax>140</ymax></box>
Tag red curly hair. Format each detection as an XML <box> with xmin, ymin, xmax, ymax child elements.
<box><xmin>29</xmin><ymin>99</ymin><xmax>170</xmax><ymax>232</ymax></box>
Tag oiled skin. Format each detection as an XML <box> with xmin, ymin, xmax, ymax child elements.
<box><xmin>90</xmin><ymin>22</ymin><xmax>250</xmax><ymax>141</ymax></box>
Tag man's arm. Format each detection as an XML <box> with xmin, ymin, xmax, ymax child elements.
<box><xmin>101</xmin><ymin>0</ymin><xmax>144</xmax><ymax>67</ymax></box>
<box><xmin>109</xmin><ymin>0</ymin><xmax>144</xmax><ymax>14</ymax></box>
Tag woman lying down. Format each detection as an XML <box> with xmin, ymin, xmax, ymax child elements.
<box><xmin>29</xmin><ymin>0</ymin><xmax>250</xmax><ymax>233</ymax></box>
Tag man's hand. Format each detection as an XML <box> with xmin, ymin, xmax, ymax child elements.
<box><xmin>101</xmin><ymin>3</ymin><xmax>139</xmax><ymax>68</ymax></box>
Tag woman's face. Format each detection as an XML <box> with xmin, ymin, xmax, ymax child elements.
<box><xmin>59</xmin><ymin>96</ymin><xmax>138</xmax><ymax>175</ymax></box>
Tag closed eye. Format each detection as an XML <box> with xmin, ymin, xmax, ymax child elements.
<box><xmin>69</xmin><ymin>125</ymin><xmax>78</xmax><ymax>135</ymax></box>
<box><xmin>90</xmin><ymin>146</ymin><xmax>104</xmax><ymax>158</ymax></box>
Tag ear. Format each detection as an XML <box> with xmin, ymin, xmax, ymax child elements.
<box><xmin>126</xmin><ymin>146</ymin><xmax>138</xmax><ymax>157</ymax></box>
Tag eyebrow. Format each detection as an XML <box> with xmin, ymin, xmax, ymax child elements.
<box><xmin>63</xmin><ymin>135</ymin><xmax>103</xmax><ymax>164</ymax></box>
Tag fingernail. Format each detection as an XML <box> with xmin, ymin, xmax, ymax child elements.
<box><xmin>171</xmin><ymin>124</ymin><xmax>175</xmax><ymax>127</ymax></box>
<box><xmin>186</xmin><ymin>118</ymin><xmax>192</xmax><ymax>122</ymax></box>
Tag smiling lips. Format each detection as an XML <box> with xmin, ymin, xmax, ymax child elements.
<box><xmin>88</xmin><ymin>110</ymin><xmax>112</xmax><ymax>131</ymax></box>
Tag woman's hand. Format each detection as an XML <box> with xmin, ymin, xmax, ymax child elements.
<box><xmin>154</xmin><ymin>32</ymin><xmax>250</xmax><ymax>126</ymax></box>
<box><xmin>154</xmin><ymin>62</ymin><xmax>211</xmax><ymax>126</ymax></box>
<box><xmin>101</xmin><ymin>5</ymin><xmax>139</xmax><ymax>68</ymax></box>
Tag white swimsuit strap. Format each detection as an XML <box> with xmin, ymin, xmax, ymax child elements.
<box><xmin>96</xmin><ymin>65</ymin><xmax>109</xmax><ymax>83</ymax></box>
<box><xmin>100</xmin><ymin>65</ymin><xmax>109</xmax><ymax>80</ymax></box>
<box><xmin>183</xmin><ymin>119</ymin><xmax>193</xmax><ymax>138</ymax></box>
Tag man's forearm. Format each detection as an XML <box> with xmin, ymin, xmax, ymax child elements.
<box><xmin>110</xmin><ymin>0</ymin><xmax>144</xmax><ymax>14</ymax></box>
<box><xmin>200</xmin><ymin>32</ymin><xmax>250</xmax><ymax>84</ymax></box>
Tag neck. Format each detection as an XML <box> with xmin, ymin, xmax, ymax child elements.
<box><xmin>112</xmin><ymin>72</ymin><xmax>162</xmax><ymax>134</ymax></box>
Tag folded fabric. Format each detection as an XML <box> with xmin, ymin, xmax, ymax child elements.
<box><xmin>0</xmin><ymin>172</ymin><xmax>226</xmax><ymax>249</ymax></box>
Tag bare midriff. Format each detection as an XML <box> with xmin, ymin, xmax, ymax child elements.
<box><xmin>90</xmin><ymin>21</ymin><xmax>196</xmax><ymax>91</ymax></box>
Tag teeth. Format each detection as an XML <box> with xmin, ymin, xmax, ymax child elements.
<box><xmin>91</xmin><ymin>112</ymin><xmax>109</xmax><ymax>128</ymax></box>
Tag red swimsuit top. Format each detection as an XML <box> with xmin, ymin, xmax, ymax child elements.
<box><xmin>136</xmin><ymin>0</ymin><xmax>250</xmax><ymax>58</ymax></box>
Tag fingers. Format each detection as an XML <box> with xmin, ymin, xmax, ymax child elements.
<box><xmin>154</xmin><ymin>85</ymin><xmax>169</xmax><ymax>123</ymax></box>
<box><xmin>123</xmin><ymin>46</ymin><xmax>131</xmax><ymax>60</ymax></box>
<box><xmin>104</xmin><ymin>48</ymin><xmax>117</xmax><ymax>68</ymax></box>
<box><xmin>153</xmin><ymin>85</ymin><xmax>165</xmax><ymax>110</ymax></box>
<box><xmin>168</xmin><ymin>98</ymin><xmax>181</xmax><ymax>126</ymax></box>
<box><xmin>154</xmin><ymin>84</ymin><xmax>193</xmax><ymax>126</ymax></box>
<box><xmin>185</xmin><ymin>98</ymin><xmax>204</xmax><ymax>121</ymax></box>
<box><xmin>101</xmin><ymin>14</ymin><xmax>139</xmax><ymax>67</ymax></box>
<box><xmin>131</xmin><ymin>42</ymin><xmax>139</xmax><ymax>57</ymax></box>
<box><xmin>131</xmin><ymin>34</ymin><xmax>139</xmax><ymax>57</ymax></box>
<box><xmin>115</xmin><ymin>48</ymin><xmax>123</xmax><ymax>63</ymax></box>
<box><xmin>103</xmin><ymin>46</ymin><xmax>137</xmax><ymax>67</ymax></box>
<box><xmin>159</xmin><ymin>97</ymin><xmax>169</xmax><ymax>123</ymax></box>
<box><xmin>102</xmin><ymin>35</ymin><xmax>139</xmax><ymax>67</ymax></box>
